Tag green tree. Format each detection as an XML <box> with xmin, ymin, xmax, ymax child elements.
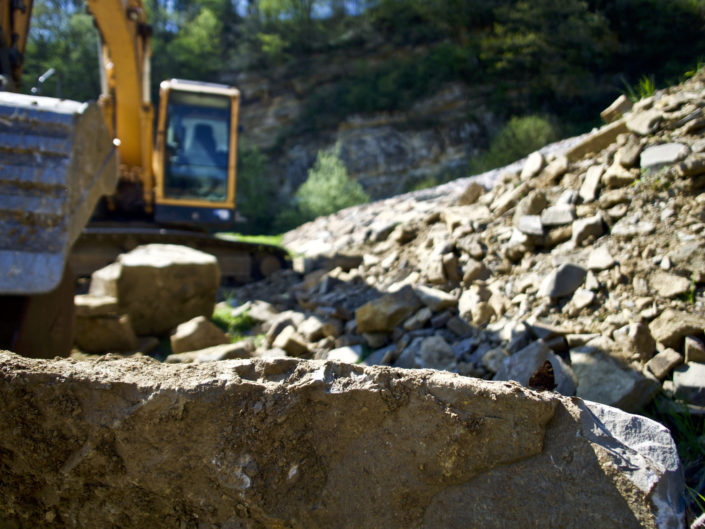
<box><xmin>22</xmin><ymin>2</ymin><xmax>100</xmax><ymax>101</ymax></box>
<box><xmin>275</xmin><ymin>146</ymin><xmax>369</xmax><ymax>230</ymax></box>
<box><xmin>235</xmin><ymin>145</ymin><xmax>277</xmax><ymax>233</ymax></box>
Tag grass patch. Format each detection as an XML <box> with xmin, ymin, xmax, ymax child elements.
<box><xmin>212</xmin><ymin>304</ymin><xmax>257</xmax><ymax>341</ymax></box>
<box><xmin>218</xmin><ymin>232</ymin><xmax>285</xmax><ymax>248</ymax></box>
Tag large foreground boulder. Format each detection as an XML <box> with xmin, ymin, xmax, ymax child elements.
<box><xmin>0</xmin><ymin>352</ymin><xmax>684</xmax><ymax>529</ymax></box>
<box><xmin>88</xmin><ymin>244</ymin><xmax>220</xmax><ymax>336</ymax></box>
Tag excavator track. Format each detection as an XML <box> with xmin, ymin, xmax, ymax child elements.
<box><xmin>70</xmin><ymin>224</ymin><xmax>290</xmax><ymax>284</ymax></box>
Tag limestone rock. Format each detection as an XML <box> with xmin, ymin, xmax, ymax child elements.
<box><xmin>170</xmin><ymin>316</ymin><xmax>229</xmax><ymax>355</ymax></box>
<box><xmin>645</xmin><ymin>349</ymin><xmax>683</xmax><ymax>380</ymax></box>
<box><xmin>89</xmin><ymin>244</ymin><xmax>220</xmax><ymax>336</ymax></box>
<box><xmin>668</xmin><ymin>242</ymin><xmax>705</xmax><ymax>283</ymax></box>
<box><xmin>601</xmin><ymin>94</ymin><xmax>633</xmax><ymax>123</ymax></box>
<box><xmin>521</xmin><ymin>151</ymin><xmax>545</xmax><ymax>180</ymax></box>
<box><xmin>572</xmin><ymin>215</ymin><xmax>604</xmax><ymax>247</ymax></box>
<box><xmin>418</xmin><ymin>335</ymin><xmax>456</xmax><ymax>371</ymax></box>
<box><xmin>640</xmin><ymin>143</ymin><xmax>690</xmax><ymax>173</ymax></box>
<box><xmin>272</xmin><ymin>325</ymin><xmax>310</xmax><ymax>357</ymax></box>
<box><xmin>587</xmin><ymin>246</ymin><xmax>616</xmax><ymax>271</ymax></box>
<box><xmin>457</xmin><ymin>181</ymin><xmax>485</xmax><ymax>205</ymax></box>
<box><xmin>73</xmin><ymin>295</ymin><xmax>139</xmax><ymax>353</ymax></box>
<box><xmin>0</xmin><ymin>353</ymin><xmax>683</xmax><ymax>529</ymax></box>
<box><xmin>579</xmin><ymin>165</ymin><xmax>604</xmax><ymax>203</ymax></box>
<box><xmin>413</xmin><ymin>285</ymin><xmax>457</xmax><ymax>312</ymax></box>
<box><xmin>649</xmin><ymin>271</ymin><xmax>692</xmax><ymax>298</ymax></box>
<box><xmin>538</xmin><ymin>263</ymin><xmax>587</xmax><ymax>299</ymax></box>
<box><xmin>570</xmin><ymin>347</ymin><xmax>660</xmax><ymax>412</ymax></box>
<box><xmin>649</xmin><ymin>309</ymin><xmax>705</xmax><ymax>349</ymax></box>
<box><xmin>355</xmin><ymin>286</ymin><xmax>423</xmax><ymax>333</ymax></box>
<box><xmin>327</xmin><ymin>345</ymin><xmax>364</xmax><ymax>363</ymax></box>
<box><xmin>612</xmin><ymin>322</ymin><xmax>656</xmax><ymax>361</ymax></box>
<box><xmin>566</xmin><ymin>119</ymin><xmax>628</xmax><ymax>161</ymax></box>
<box><xmin>627</xmin><ymin>109</ymin><xmax>662</xmax><ymax>136</ymax></box>
<box><xmin>672</xmin><ymin>362</ymin><xmax>705</xmax><ymax>405</ymax></box>
<box><xmin>685</xmin><ymin>336</ymin><xmax>705</xmax><ymax>363</ymax></box>
<box><xmin>541</xmin><ymin>204</ymin><xmax>576</xmax><ymax>227</ymax></box>
<box><xmin>165</xmin><ymin>341</ymin><xmax>255</xmax><ymax>363</ymax></box>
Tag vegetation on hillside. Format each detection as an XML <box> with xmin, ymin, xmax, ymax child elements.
<box><xmin>20</xmin><ymin>0</ymin><xmax>705</xmax><ymax>234</ymax></box>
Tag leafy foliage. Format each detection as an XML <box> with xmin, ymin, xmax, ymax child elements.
<box><xmin>275</xmin><ymin>146</ymin><xmax>369</xmax><ymax>231</ymax></box>
<box><xmin>470</xmin><ymin>115</ymin><xmax>559</xmax><ymax>174</ymax></box>
<box><xmin>235</xmin><ymin>145</ymin><xmax>278</xmax><ymax>234</ymax></box>
<box><xmin>21</xmin><ymin>2</ymin><xmax>99</xmax><ymax>100</ymax></box>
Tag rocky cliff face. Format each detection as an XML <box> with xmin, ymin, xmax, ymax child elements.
<box><xmin>227</xmin><ymin>53</ymin><xmax>499</xmax><ymax>199</ymax></box>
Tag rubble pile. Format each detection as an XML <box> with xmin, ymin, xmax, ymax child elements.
<box><xmin>220</xmin><ymin>70</ymin><xmax>705</xmax><ymax>415</ymax></box>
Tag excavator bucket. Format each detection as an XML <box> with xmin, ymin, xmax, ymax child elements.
<box><xmin>0</xmin><ymin>92</ymin><xmax>118</xmax><ymax>294</ymax></box>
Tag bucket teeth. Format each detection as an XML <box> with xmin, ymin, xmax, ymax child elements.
<box><xmin>0</xmin><ymin>93</ymin><xmax>117</xmax><ymax>295</ymax></box>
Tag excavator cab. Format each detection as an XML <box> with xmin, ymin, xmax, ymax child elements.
<box><xmin>154</xmin><ymin>79</ymin><xmax>240</xmax><ymax>227</ymax></box>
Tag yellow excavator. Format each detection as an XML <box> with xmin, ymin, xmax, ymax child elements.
<box><xmin>0</xmin><ymin>0</ymin><xmax>286</xmax><ymax>357</ymax></box>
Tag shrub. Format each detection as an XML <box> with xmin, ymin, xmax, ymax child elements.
<box><xmin>469</xmin><ymin>115</ymin><xmax>559</xmax><ymax>174</ymax></box>
<box><xmin>274</xmin><ymin>145</ymin><xmax>369</xmax><ymax>231</ymax></box>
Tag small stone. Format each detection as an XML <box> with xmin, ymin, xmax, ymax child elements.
<box><xmin>612</xmin><ymin>322</ymin><xmax>656</xmax><ymax>361</ymax></box>
<box><xmin>569</xmin><ymin>289</ymin><xmax>595</xmax><ymax>312</ymax></box>
<box><xmin>602</xmin><ymin>163</ymin><xmax>636</xmax><ymax>188</ymax></box>
<box><xmin>481</xmin><ymin>347</ymin><xmax>509</xmax><ymax>374</ymax></box>
<box><xmin>570</xmin><ymin>347</ymin><xmax>660</xmax><ymax>412</ymax></box>
<box><xmin>669</xmin><ymin>242</ymin><xmax>705</xmax><ymax>282</ymax></box>
<box><xmin>649</xmin><ymin>309</ymin><xmax>705</xmax><ymax>349</ymax></box>
<box><xmin>579</xmin><ymin>165</ymin><xmax>604</xmax><ymax>203</ymax></box>
<box><xmin>649</xmin><ymin>271</ymin><xmax>692</xmax><ymax>298</ymax></box>
<box><xmin>599</xmin><ymin>188</ymin><xmax>630</xmax><ymax>209</ymax></box>
<box><xmin>363</xmin><ymin>333</ymin><xmax>389</xmax><ymax>349</ymax></box>
<box><xmin>544</xmin><ymin>225</ymin><xmax>573</xmax><ymax>249</ymax></box>
<box><xmin>446</xmin><ymin>316</ymin><xmax>473</xmax><ymax>337</ymax></box>
<box><xmin>165</xmin><ymin>341</ymin><xmax>254</xmax><ymax>363</ymax></box>
<box><xmin>541</xmin><ymin>205</ymin><xmax>576</xmax><ymax>227</ymax></box>
<box><xmin>673</xmin><ymin>362</ymin><xmax>705</xmax><ymax>405</ymax></box>
<box><xmin>645</xmin><ymin>349</ymin><xmax>683</xmax><ymax>380</ymax></box>
<box><xmin>414</xmin><ymin>285</ymin><xmax>457</xmax><ymax>312</ymax></box>
<box><xmin>572</xmin><ymin>215</ymin><xmax>604</xmax><ymax>247</ymax></box>
<box><xmin>170</xmin><ymin>316</ymin><xmax>229</xmax><ymax>355</ymax></box>
<box><xmin>566</xmin><ymin>119</ymin><xmax>628</xmax><ymax>161</ymax></box>
<box><xmin>457</xmin><ymin>181</ymin><xmax>485</xmax><ymax>205</ymax></box>
<box><xmin>418</xmin><ymin>335</ymin><xmax>456</xmax><ymax>371</ymax></box>
<box><xmin>458</xmin><ymin>285</ymin><xmax>491</xmax><ymax>317</ymax></box>
<box><xmin>685</xmin><ymin>336</ymin><xmax>705</xmax><ymax>364</ymax></box>
<box><xmin>626</xmin><ymin>109</ymin><xmax>662</xmax><ymax>136</ymax></box>
<box><xmin>299</xmin><ymin>316</ymin><xmax>326</xmax><ymax>342</ymax></box>
<box><xmin>513</xmin><ymin>190</ymin><xmax>548</xmax><ymax>227</ymax></box>
<box><xmin>272</xmin><ymin>326</ymin><xmax>309</xmax><ymax>357</ymax></box>
<box><xmin>517</xmin><ymin>215</ymin><xmax>544</xmax><ymax>236</ymax></box>
<box><xmin>587</xmin><ymin>246</ymin><xmax>615</xmax><ymax>271</ymax></box>
<box><xmin>355</xmin><ymin>286</ymin><xmax>422</xmax><ymax>333</ymax></box>
<box><xmin>327</xmin><ymin>345</ymin><xmax>364</xmax><ymax>364</ymax></box>
<box><xmin>541</xmin><ymin>156</ymin><xmax>569</xmax><ymax>183</ymax></box>
<box><xmin>442</xmin><ymin>253</ymin><xmax>461</xmax><ymax>282</ymax></box>
<box><xmin>521</xmin><ymin>151</ymin><xmax>544</xmax><ymax>181</ymax></box>
<box><xmin>471</xmin><ymin>302</ymin><xmax>495</xmax><ymax>326</ymax></box>
<box><xmin>615</xmin><ymin>137</ymin><xmax>642</xmax><ymax>168</ymax></box>
<box><xmin>490</xmin><ymin>182</ymin><xmax>530</xmax><ymax>215</ymax></box>
<box><xmin>403</xmin><ymin>307</ymin><xmax>433</xmax><ymax>331</ymax></box>
<box><xmin>601</xmin><ymin>94</ymin><xmax>633</xmax><ymax>123</ymax></box>
<box><xmin>539</xmin><ymin>264</ymin><xmax>587</xmax><ymax>299</ymax></box>
<box><xmin>640</xmin><ymin>143</ymin><xmax>690</xmax><ymax>173</ymax></box>
<box><xmin>462</xmin><ymin>259</ymin><xmax>491</xmax><ymax>283</ymax></box>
